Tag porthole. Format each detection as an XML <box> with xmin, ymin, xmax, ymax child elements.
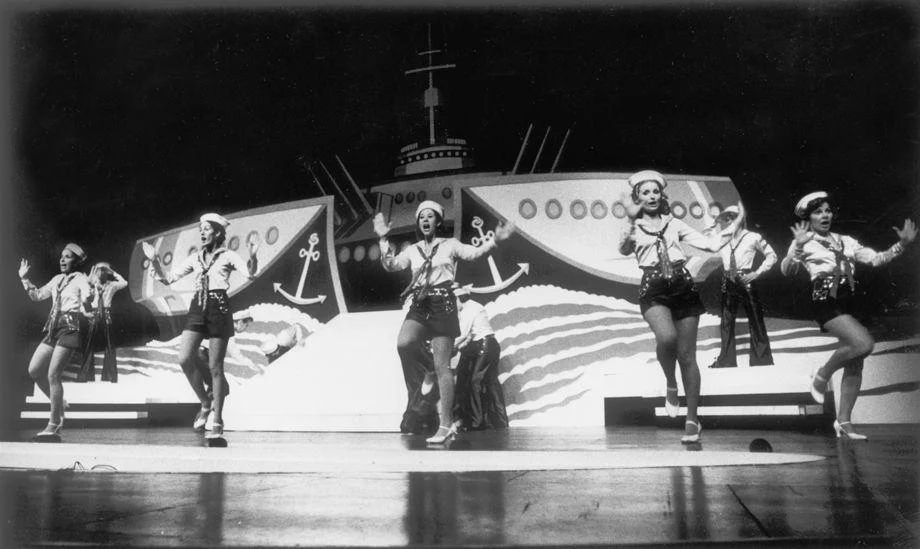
<box><xmin>708</xmin><ymin>202</ymin><xmax>723</xmax><ymax>218</ymax></box>
<box><xmin>545</xmin><ymin>199</ymin><xmax>563</xmax><ymax>220</ymax></box>
<box><xmin>590</xmin><ymin>200</ymin><xmax>608</xmax><ymax>219</ymax></box>
<box><xmin>162</xmin><ymin>252</ymin><xmax>173</xmax><ymax>266</ymax></box>
<box><xmin>611</xmin><ymin>202</ymin><xmax>627</xmax><ymax>219</ymax></box>
<box><xmin>570</xmin><ymin>200</ymin><xmax>587</xmax><ymax>220</ymax></box>
<box><xmin>228</xmin><ymin>236</ymin><xmax>240</xmax><ymax>251</ymax></box>
<box><xmin>394</xmin><ymin>193</ymin><xmax>404</xmax><ymax>204</ymax></box>
<box><xmin>265</xmin><ymin>226</ymin><xmax>279</xmax><ymax>245</ymax></box>
<box><xmin>337</xmin><ymin>247</ymin><xmax>350</xmax><ymax>263</ymax></box>
<box><xmin>519</xmin><ymin>198</ymin><xmax>537</xmax><ymax>219</ymax></box>
<box><xmin>354</xmin><ymin>245</ymin><xmax>366</xmax><ymax>262</ymax></box>
<box><xmin>406</xmin><ymin>192</ymin><xmax>416</xmax><ymax>203</ymax></box>
<box><xmin>689</xmin><ymin>201</ymin><xmax>704</xmax><ymax>219</ymax></box>
<box><xmin>417</xmin><ymin>191</ymin><xmax>426</xmax><ymax>202</ymax></box>
<box><xmin>442</xmin><ymin>187</ymin><xmax>452</xmax><ymax>199</ymax></box>
<box><xmin>368</xmin><ymin>244</ymin><xmax>381</xmax><ymax>261</ymax></box>
<box><xmin>671</xmin><ymin>201</ymin><xmax>687</xmax><ymax>219</ymax></box>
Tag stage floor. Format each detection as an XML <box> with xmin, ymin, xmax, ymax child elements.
<box><xmin>1</xmin><ymin>424</ymin><xmax>917</xmax><ymax>547</ymax></box>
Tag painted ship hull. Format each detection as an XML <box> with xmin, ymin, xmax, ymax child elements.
<box><xmin>129</xmin><ymin>196</ymin><xmax>346</xmax><ymax>339</ymax></box>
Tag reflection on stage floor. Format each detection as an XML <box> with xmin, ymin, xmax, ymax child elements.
<box><xmin>0</xmin><ymin>425</ymin><xmax>916</xmax><ymax>547</ymax></box>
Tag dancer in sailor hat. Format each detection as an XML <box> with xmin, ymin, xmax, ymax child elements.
<box><xmin>618</xmin><ymin>170</ymin><xmax>742</xmax><ymax>443</ymax></box>
<box><xmin>19</xmin><ymin>242</ymin><xmax>93</xmax><ymax>440</ymax></box>
<box><xmin>781</xmin><ymin>191</ymin><xmax>915</xmax><ymax>440</ymax></box>
<box><xmin>148</xmin><ymin>212</ymin><xmax>258</xmax><ymax>440</ymax></box>
<box><xmin>374</xmin><ymin>201</ymin><xmax>514</xmax><ymax>445</ymax></box>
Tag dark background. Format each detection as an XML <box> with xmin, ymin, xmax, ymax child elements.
<box><xmin>2</xmin><ymin>1</ymin><xmax>919</xmax><ymax>431</ymax></box>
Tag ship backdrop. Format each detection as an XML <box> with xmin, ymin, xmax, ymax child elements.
<box><xmin>10</xmin><ymin>13</ymin><xmax>919</xmax><ymax>431</ymax></box>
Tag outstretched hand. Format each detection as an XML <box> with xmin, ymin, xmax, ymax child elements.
<box><xmin>790</xmin><ymin>220</ymin><xmax>813</xmax><ymax>247</ymax></box>
<box><xmin>373</xmin><ymin>213</ymin><xmax>391</xmax><ymax>238</ymax></box>
<box><xmin>894</xmin><ymin>218</ymin><xmax>917</xmax><ymax>246</ymax></box>
<box><xmin>494</xmin><ymin>220</ymin><xmax>516</xmax><ymax>242</ymax></box>
<box><xmin>620</xmin><ymin>193</ymin><xmax>641</xmax><ymax>221</ymax></box>
<box><xmin>18</xmin><ymin>258</ymin><xmax>30</xmax><ymax>279</ymax></box>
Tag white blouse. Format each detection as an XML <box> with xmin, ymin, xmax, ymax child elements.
<box><xmin>381</xmin><ymin>237</ymin><xmax>496</xmax><ymax>289</ymax></box>
<box><xmin>781</xmin><ymin>232</ymin><xmax>903</xmax><ymax>281</ymax></box>
<box><xmin>23</xmin><ymin>272</ymin><xmax>92</xmax><ymax>314</ymax></box>
<box><xmin>165</xmin><ymin>248</ymin><xmax>252</xmax><ymax>290</ymax></box>
<box><xmin>620</xmin><ymin>215</ymin><xmax>723</xmax><ymax>267</ymax></box>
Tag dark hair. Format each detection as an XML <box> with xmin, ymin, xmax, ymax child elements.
<box><xmin>414</xmin><ymin>211</ymin><xmax>448</xmax><ymax>240</ymax></box>
<box><xmin>631</xmin><ymin>181</ymin><xmax>671</xmax><ymax>217</ymax></box>
<box><xmin>206</xmin><ymin>221</ymin><xmax>227</xmax><ymax>248</ymax></box>
<box><xmin>802</xmin><ymin>197</ymin><xmax>833</xmax><ymax>220</ymax></box>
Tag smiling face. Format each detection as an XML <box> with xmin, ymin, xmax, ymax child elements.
<box><xmin>808</xmin><ymin>201</ymin><xmax>834</xmax><ymax>234</ymax></box>
<box><xmin>634</xmin><ymin>181</ymin><xmax>664</xmax><ymax>214</ymax></box>
<box><xmin>59</xmin><ymin>249</ymin><xmax>79</xmax><ymax>273</ymax></box>
<box><xmin>417</xmin><ymin>209</ymin><xmax>440</xmax><ymax>238</ymax></box>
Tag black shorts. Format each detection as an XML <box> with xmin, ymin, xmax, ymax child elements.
<box><xmin>639</xmin><ymin>265</ymin><xmax>706</xmax><ymax>320</ymax></box>
<box><xmin>405</xmin><ymin>285</ymin><xmax>460</xmax><ymax>338</ymax></box>
<box><xmin>186</xmin><ymin>290</ymin><xmax>234</xmax><ymax>339</ymax></box>
<box><xmin>812</xmin><ymin>276</ymin><xmax>855</xmax><ymax>328</ymax></box>
<box><xmin>41</xmin><ymin>312</ymin><xmax>84</xmax><ymax>350</ymax></box>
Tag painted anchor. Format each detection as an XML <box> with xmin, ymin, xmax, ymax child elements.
<box><xmin>274</xmin><ymin>233</ymin><xmax>327</xmax><ymax>306</ymax></box>
<box><xmin>468</xmin><ymin>216</ymin><xmax>529</xmax><ymax>294</ymax></box>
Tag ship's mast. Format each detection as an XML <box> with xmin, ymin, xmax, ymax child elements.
<box><xmin>405</xmin><ymin>24</ymin><xmax>455</xmax><ymax>146</ymax></box>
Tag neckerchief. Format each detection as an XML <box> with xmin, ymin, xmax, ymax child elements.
<box><xmin>815</xmin><ymin>234</ymin><xmax>853</xmax><ymax>298</ymax></box>
<box><xmin>43</xmin><ymin>272</ymin><xmax>79</xmax><ymax>333</ymax></box>
<box><xmin>637</xmin><ymin>219</ymin><xmax>673</xmax><ymax>278</ymax></box>
<box><xmin>196</xmin><ymin>247</ymin><xmax>227</xmax><ymax>312</ymax></box>
<box><xmin>400</xmin><ymin>241</ymin><xmax>441</xmax><ymax>301</ymax></box>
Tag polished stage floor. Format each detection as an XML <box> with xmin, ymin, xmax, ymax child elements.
<box><xmin>0</xmin><ymin>424</ymin><xmax>917</xmax><ymax>547</ymax></box>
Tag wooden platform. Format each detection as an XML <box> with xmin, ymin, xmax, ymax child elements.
<box><xmin>0</xmin><ymin>425</ymin><xmax>917</xmax><ymax>547</ymax></box>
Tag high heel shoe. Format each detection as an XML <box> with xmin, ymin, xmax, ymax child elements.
<box><xmin>205</xmin><ymin>422</ymin><xmax>224</xmax><ymax>439</ymax></box>
<box><xmin>36</xmin><ymin>422</ymin><xmax>62</xmax><ymax>437</ymax></box>
<box><xmin>834</xmin><ymin>420</ymin><xmax>867</xmax><ymax>441</ymax></box>
<box><xmin>681</xmin><ymin>420</ymin><xmax>702</xmax><ymax>444</ymax></box>
<box><xmin>665</xmin><ymin>386</ymin><xmax>680</xmax><ymax>418</ymax></box>
<box><xmin>193</xmin><ymin>407</ymin><xmax>210</xmax><ymax>430</ymax></box>
<box><xmin>810</xmin><ymin>369</ymin><xmax>828</xmax><ymax>404</ymax></box>
<box><xmin>204</xmin><ymin>409</ymin><xmax>216</xmax><ymax>431</ymax></box>
<box><xmin>425</xmin><ymin>424</ymin><xmax>457</xmax><ymax>445</ymax></box>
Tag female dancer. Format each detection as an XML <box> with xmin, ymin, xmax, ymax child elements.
<box><xmin>618</xmin><ymin>170</ymin><xmax>741</xmax><ymax>443</ymax></box>
<box><xmin>80</xmin><ymin>262</ymin><xmax>128</xmax><ymax>382</ymax></box>
<box><xmin>19</xmin><ymin>243</ymin><xmax>93</xmax><ymax>438</ymax></box>
<box><xmin>781</xmin><ymin>191</ymin><xmax>915</xmax><ymax>440</ymax></box>
<box><xmin>374</xmin><ymin>201</ymin><xmax>514</xmax><ymax>444</ymax></box>
<box><xmin>149</xmin><ymin>213</ymin><xmax>258</xmax><ymax>438</ymax></box>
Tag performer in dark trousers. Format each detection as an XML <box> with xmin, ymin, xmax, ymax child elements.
<box><xmin>149</xmin><ymin>213</ymin><xmax>258</xmax><ymax>439</ymax></box>
<box><xmin>374</xmin><ymin>201</ymin><xmax>514</xmax><ymax>445</ymax></box>
<box><xmin>19</xmin><ymin>243</ymin><xmax>93</xmax><ymax>438</ymax></box>
<box><xmin>79</xmin><ymin>262</ymin><xmax>128</xmax><ymax>382</ymax></box>
<box><xmin>453</xmin><ymin>285</ymin><xmax>508</xmax><ymax>431</ymax></box>
<box><xmin>781</xmin><ymin>191</ymin><xmax>915</xmax><ymax>440</ymax></box>
<box><xmin>710</xmin><ymin>205</ymin><xmax>777</xmax><ymax>368</ymax></box>
<box><xmin>618</xmin><ymin>170</ymin><xmax>741</xmax><ymax>443</ymax></box>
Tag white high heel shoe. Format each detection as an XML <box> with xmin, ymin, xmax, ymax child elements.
<box><xmin>810</xmin><ymin>369</ymin><xmax>828</xmax><ymax>404</ymax></box>
<box><xmin>834</xmin><ymin>420</ymin><xmax>867</xmax><ymax>441</ymax></box>
<box><xmin>681</xmin><ymin>420</ymin><xmax>702</xmax><ymax>444</ymax></box>
<box><xmin>665</xmin><ymin>386</ymin><xmax>679</xmax><ymax>418</ymax></box>
<box><xmin>426</xmin><ymin>424</ymin><xmax>458</xmax><ymax>445</ymax></box>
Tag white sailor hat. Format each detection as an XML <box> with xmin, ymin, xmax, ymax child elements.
<box><xmin>415</xmin><ymin>200</ymin><xmax>445</xmax><ymax>220</ymax></box>
<box><xmin>200</xmin><ymin>212</ymin><xmax>230</xmax><ymax>229</ymax></box>
<box><xmin>232</xmin><ymin>309</ymin><xmax>253</xmax><ymax>322</ymax></box>
<box><xmin>627</xmin><ymin>170</ymin><xmax>667</xmax><ymax>189</ymax></box>
<box><xmin>794</xmin><ymin>191</ymin><xmax>828</xmax><ymax>218</ymax></box>
<box><xmin>64</xmin><ymin>242</ymin><xmax>87</xmax><ymax>262</ymax></box>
